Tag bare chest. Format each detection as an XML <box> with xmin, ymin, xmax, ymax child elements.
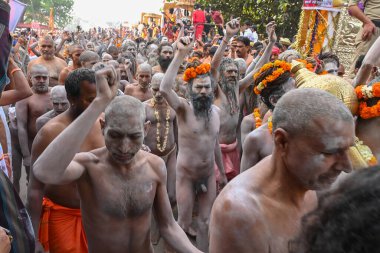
<box><xmin>86</xmin><ymin>168</ymin><xmax>156</xmax><ymax>219</ymax></box>
<box><xmin>28</xmin><ymin>95</ymin><xmax>52</xmax><ymax>120</ymax></box>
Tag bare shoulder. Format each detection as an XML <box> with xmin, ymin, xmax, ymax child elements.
<box><xmin>146</xmin><ymin>151</ymin><xmax>166</xmax><ymax>175</ymax></box>
<box><xmin>210</xmin><ymin>182</ymin><xmax>268</xmax><ymax>251</ymax></box>
<box><xmin>55</xmin><ymin>57</ymin><xmax>68</xmax><ymax>65</ymax></box>
<box><xmin>244</xmin><ymin>125</ymin><xmax>268</xmax><ymax>148</ymax></box>
<box><xmin>213</xmin><ymin>183</ymin><xmax>263</xmax><ymax>224</ymax></box>
<box><xmin>75</xmin><ymin>150</ymin><xmax>101</xmax><ymax>165</ymax></box>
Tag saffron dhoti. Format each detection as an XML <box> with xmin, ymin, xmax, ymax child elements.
<box><xmin>39</xmin><ymin>197</ymin><xmax>88</xmax><ymax>253</ymax></box>
<box><xmin>214</xmin><ymin>140</ymin><xmax>240</xmax><ymax>181</ymax></box>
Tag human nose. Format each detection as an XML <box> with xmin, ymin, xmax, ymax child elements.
<box><xmin>336</xmin><ymin>150</ymin><xmax>353</xmax><ymax>173</ymax></box>
<box><xmin>118</xmin><ymin>139</ymin><xmax>131</xmax><ymax>153</ymax></box>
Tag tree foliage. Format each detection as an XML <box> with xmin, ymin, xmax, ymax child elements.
<box><xmin>197</xmin><ymin>0</ymin><xmax>303</xmax><ymax>38</ymax></box>
<box><xmin>23</xmin><ymin>0</ymin><xmax>74</xmax><ymax>28</ymax></box>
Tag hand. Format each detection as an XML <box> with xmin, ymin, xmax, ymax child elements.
<box><xmin>218</xmin><ymin>174</ymin><xmax>228</xmax><ymax>189</ymax></box>
<box><xmin>226</xmin><ymin>18</ymin><xmax>240</xmax><ymax>38</ymax></box>
<box><xmin>34</xmin><ymin>241</ymin><xmax>46</xmax><ymax>253</ymax></box>
<box><xmin>362</xmin><ymin>22</ymin><xmax>376</xmax><ymax>41</ymax></box>
<box><xmin>0</xmin><ymin>228</ymin><xmax>11</xmax><ymax>253</ymax></box>
<box><xmin>177</xmin><ymin>36</ymin><xmax>193</xmax><ymax>54</ymax></box>
<box><xmin>23</xmin><ymin>156</ymin><xmax>31</xmax><ymax>167</ymax></box>
<box><xmin>61</xmin><ymin>33</ymin><xmax>70</xmax><ymax>41</ymax></box>
<box><xmin>140</xmin><ymin>144</ymin><xmax>151</xmax><ymax>153</ymax></box>
<box><xmin>266</xmin><ymin>21</ymin><xmax>277</xmax><ymax>43</ymax></box>
<box><xmin>95</xmin><ymin>66</ymin><xmax>119</xmax><ymax>103</ymax></box>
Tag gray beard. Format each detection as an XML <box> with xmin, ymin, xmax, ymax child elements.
<box><xmin>220</xmin><ymin>77</ymin><xmax>239</xmax><ymax>114</ymax></box>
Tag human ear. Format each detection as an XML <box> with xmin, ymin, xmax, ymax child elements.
<box><xmin>144</xmin><ymin>121</ymin><xmax>151</xmax><ymax>137</ymax></box>
<box><xmin>273</xmin><ymin>128</ymin><xmax>289</xmax><ymax>155</ymax></box>
<box><xmin>99</xmin><ymin>118</ymin><xmax>105</xmax><ymax>135</ymax></box>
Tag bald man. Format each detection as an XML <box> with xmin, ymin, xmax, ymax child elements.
<box><xmin>102</xmin><ymin>53</ymin><xmax>113</xmax><ymax>64</ymax></box>
<box><xmin>124</xmin><ymin>63</ymin><xmax>153</xmax><ymax>102</ymax></box>
<box><xmin>33</xmin><ymin>67</ymin><xmax>201</xmax><ymax>253</ymax></box>
<box><xmin>27</xmin><ymin>36</ymin><xmax>67</xmax><ymax>86</ymax></box>
<box><xmin>144</xmin><ymin>73</ymin><xmax>177</xmax><ymax>205</ymax></box>
<box><xmin>79</xmin><ymin>50</ymin><xmax>100</xmax><ymax>69</ymax></box>
<box><xmin>58</xmin><ymin>44</ymin><xmax>84</xmax><ymax>84</ymax></box>
<box><xmin>36</xmin><ymin>86</ymin><xmax>69</xmax><ymax>131</ymax></box>
<box><xmin>210</xmin><ymin>89</ymin><xmax>355</xmax><ymax>253</ymax></box>
<box><xmin>16</xmin><ymin>64</ymin><xmax>52</xmax><ymax>182</ymax></box>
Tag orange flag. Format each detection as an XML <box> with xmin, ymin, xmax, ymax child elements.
<box><xmin>48</xmin><ymin>8</ymin><xmax>54</xmax><ymax>31</ymax></box>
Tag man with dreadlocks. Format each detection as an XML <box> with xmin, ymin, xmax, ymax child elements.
<box><xmin>211</xmin><ymin>20</ymin><xmax>277</xmax><ymax>182</ymax></box>
<box><xmin>160</xmin><ymin>35</ymin><xmax>227</xmax><ymax>251</ymax></box>
<box><xmin>240</xmin><ymin>60</ymin><xmax>295</xmax><ymax>172</ymax></box>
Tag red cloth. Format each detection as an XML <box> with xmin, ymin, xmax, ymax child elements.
<box><xmin>211</xmin><ymin>11</ymin><xmax>223</xmax><ymax>24</ymax></box>
<box><xmin>214</xmin><ymin>140</ymin><xmax>240</xmax><ymax>181</ymax></box>
<box><xmin>39</xmin><ymin>197</ymin><xmax>88</xmax><ymax>253</ymax></box>
<box><xmin>193</xmin><ymin>10</ymin><xmax>205</xmax><ymax>40</ymax></box>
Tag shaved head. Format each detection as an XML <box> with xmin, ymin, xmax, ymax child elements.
<box><xmin>68</xmin><ymin>44</ymin><xmax>84</xmax><ymax>54</ymax></box>
<box><xmin>273</xmin><ymin>88</ymin><xmax>354</xmax><ymax>137</ymax></box>
<box><xmin>151</xmin><ymin>73</ymin><xmax>164</xmax><ymax>89</ymax></box>
<box><xmin>38</xmin><ymin>35</ymin><xmax>54</xmax><ymax>45</ymax></box>
<box><xmin>51</xmin><ymin>85</ymin><xmax>67</xmax><ymax>98</ymax></box>
<box><xmin>105</xmin><ymin>96</ymin><xmax>145</xmax><ymax>125</ymax></box>
<box><xmin>137</xmin><ymin>63</ymin><xmax>152</xmax><ymax>74</ymax></box>
<box><xmin>79</xmin><ymin>51</ymin><xmax>100</xmax><ymax>69</ymax></box>
<box><xmin>29</xmin><ymin>64</ymin><xmax>48</xmax><ymax>76</ymax></box>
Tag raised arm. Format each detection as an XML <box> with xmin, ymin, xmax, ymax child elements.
<box><xmin>238</xmin><ymin>22</ymin><xmax>276</xmax><ymax>93</ymax></box>
<box><xmin>33</xmin><ymin>67</ymin><xmax>118</xmax><ymax>185</ymax></box>
<box><xmin>353</xmin><ymin>36</ymin><xmax>380</xmax><ymax>86</ymax></box>
<box><xmin>172</xmin><ymin>21</ymin><xmax>185</xmax><ymax>52</ymax></box>
<box><xmin>153</xmin><ymin>158</ymin><xmax>202</xmax><ymax>253</ymax></box>
<box><xmin>160</xmin><ymin>36</ymin><xmax>192</xmax><ymax>111</ymax></box>
<box><xmin>29</xmin><ymin>41</ymin><xmax>41</xmax><ymax>57</ymax></box>
<box><xmin>0</xmin><ymin>58</ymin><xmax>33</xmax><ymax>105</ymax></box>
<box><xmin>211</xmin><ymin>18</ymin><xmax>240</xmax><ymax>79</ymax></box>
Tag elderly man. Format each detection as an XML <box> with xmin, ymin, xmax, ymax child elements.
<box><xmin>152</xmin><ymin>42</ymin><xmax>174</xmax><ymax>75</ymax></box>
<box><xmin>144</xmin><ymin>73</ymin><xmax>177</xmax><ymax>205</ymax></box>
<box><xmin>210</xmin><ymin>88</ymin><xmax>355</xmax><ymax>253</ymax></box>
<box><xmin>33</xmin><ymin>66</ymin><xmax>201</xmax><ymax>253</ymax></box>
<box><xmin>124</xmin><ymin>63</ymin><xmax>153</xmax><ymax>102</ymax></box>
<box><xmin>15</xmin><ymin>64</ymin><xmax>52</xmax><ymax>182</ymax></box>
<box><xmin>160</xmin><ymin>36</ymin><xmax>227</xmax><ymax>251</ymax></box>
<box><xmin>27</xmin><ymin>36</ymin><xmax>67</xmax><ymax>86</ymax></box>
<box><xmin>36</xmin><ymin>85</ymin><xmax>69</xmax><ymax>131</ymax></box>
<box><xmin>212</xmin><ymin>21</ymin><xmax>277</xmax><ymax>180</ymax></box>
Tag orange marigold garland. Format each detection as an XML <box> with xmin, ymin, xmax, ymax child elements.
<box><xmin>267</xmin><ymin>116</ymin><xmax>273</xmax><ymax>134</ymax></box>
<box><xmin>253</xmin><ymin>108</ymin><xmax>262</xmax><ymax>129</ymax></box>
<box><xmin>355</xmin><ymin>83</ymin><xmax>380</xmax><ymax>119</ymax></box>
<box><xmin>253</xmin><ymin>60</ymin><xmax>291</xmax><ymax>95</ymax></box>
<box><xmin>183</xmin><ymin>63</ymin><xmax>211</xmax><ymax>82</ymax></box>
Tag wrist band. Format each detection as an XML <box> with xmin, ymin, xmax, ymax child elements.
<box><xmin>10</xmin><ymin>68</ymin><xmax>22</xmax><ymax>76</ymax></box>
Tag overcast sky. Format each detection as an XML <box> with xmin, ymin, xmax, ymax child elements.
<box><xmin>72</xmin><ymin>0</ymin><xmax>163</xmax><ymax>28</ymax></box>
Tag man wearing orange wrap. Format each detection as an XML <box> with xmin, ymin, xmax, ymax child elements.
<box><xmin>27</xmin><ymin>69</ymin><xmax>104</xmax><ymax>253</ymax></box>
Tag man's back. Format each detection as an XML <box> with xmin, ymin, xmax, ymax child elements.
<box><xmin>210</xmin><ymin>157</ymin><xmax>317</xmax><ymax>253</ymax></box>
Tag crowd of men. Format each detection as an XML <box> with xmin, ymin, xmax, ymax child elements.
<box><xmin>0</xmin><ymin>0</ymin><xmax>380</xmax><ymax>252</ymax></box>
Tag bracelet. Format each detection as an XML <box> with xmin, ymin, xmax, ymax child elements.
<box><xmin>10</xmin><ymin>68</ymin><xmax>22</xmax><ymax>76</ymax></box>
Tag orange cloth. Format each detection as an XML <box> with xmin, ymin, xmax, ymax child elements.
<box><xmin>39</xmin><ymin>197</ymin><xmax>88</xmax><ymax>253</ymax></box>
<box><xmin>214</xmin><ymin>140</ymin><xmax>240</xmax><ymax>181</ymax></box>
